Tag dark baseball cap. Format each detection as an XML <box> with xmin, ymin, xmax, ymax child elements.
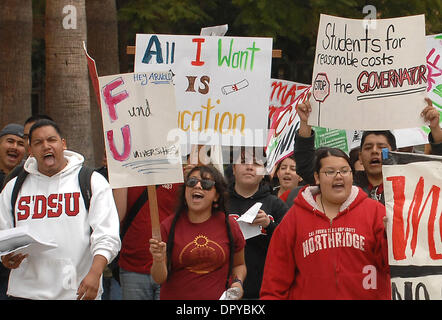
<box><xmin>0</xmin><ymin>123</ymin><xmax>24</xmax><ymax>139</ymax></box>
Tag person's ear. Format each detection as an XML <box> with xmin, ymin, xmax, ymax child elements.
<box><xmin>62</xmin><ymin>138</ymin><xmax>67</xmax><ymax>150</ymax></box>
<box><xmin>314</xmin><ymin>172</ymin><xmax>320</xmax><ymax>185</ymax></box>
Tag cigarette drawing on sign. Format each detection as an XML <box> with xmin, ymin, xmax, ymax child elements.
<box><xmin>221</xmin><ymin>79</ymin><xmax>249</xmax><ymax>95</ymax></box>
<box><xmin>135</xmin><ymin>34</ymin><xmax>273</xmax><ymax>146</ymax></box>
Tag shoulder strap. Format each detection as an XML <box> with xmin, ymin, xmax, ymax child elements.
<box><xmin>78</xmin><ymin>166</ymin><xmax>95</xmax><ymax>211</ymax></box>
<box><xmin>120</xmin><ymin>188</ymin><xmax>148</xmax><ymax>240</ymax></box>
<box><xmin>11</xmin><ymin>169</ymin><xmax>29</xmax><ymax>227</ymax></box>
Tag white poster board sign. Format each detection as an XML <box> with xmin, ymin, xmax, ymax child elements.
<box><xmin>427</xmin><ymin>33</ymin><xmax>442</xmax><ymax>109</ymax></box>
<box><xmin>266</xmin><ymin>79</ymin><xmax>310</xmax><ymax>172</ymax></box>
<box><xmin>134</xmin><ymin>34</ymin><xmax>273</xmax><ymax>147</ymax></box>
<box><xmin>391</xmin><ymin>34</ymin><xmax>442</xmax><ymax>148</ymax></box>
<box><xmin>99</xmin><ymin>72</ymin><xmax>183</xmax><ymax>188</ymax></box>
<box><xmin>383</xmin><ymin>153</ymin><xmax>442</xmax><ymax>299</ymax></box>
<box><xmin>309</xmin><ymin>14</ymin><xmax>427</xmax><ymax>130</ymax></box>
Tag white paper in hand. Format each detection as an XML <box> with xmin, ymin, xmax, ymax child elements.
<box><xmin>0</xmin><ymin>225</ymin><xmax>57</xmax><ymax>257</ymax></box>
<box><xmin>236</xmin><ymin>202</ymin><xmax>262</xmax><ymax>240</ymax></box>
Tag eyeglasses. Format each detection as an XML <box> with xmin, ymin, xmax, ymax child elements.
<box><xmin>185</xmin><ymin>177</ymin><xmax>216</xmax><ymax>190</ymax></box>
<box><xmin>320</xmin><ymin>167</ymin><xmax>352</xmax><ymax>177</ymax></box>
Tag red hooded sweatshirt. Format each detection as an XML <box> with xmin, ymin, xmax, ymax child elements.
<box><xmin>260</xmin><ymin>185</ymin><xmax>391</xmax><ymax>300</ymax></box>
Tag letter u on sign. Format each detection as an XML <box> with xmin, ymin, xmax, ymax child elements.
<box><xmin>107</xmin><ymin>125</ymin><xmax>131</xmax><ymax>161</ymax></box>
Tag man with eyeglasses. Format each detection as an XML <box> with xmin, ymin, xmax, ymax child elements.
<box><xmin>293</xmin><ymin>96</ymin><xmax>442</xmax><ymax>205</ymax></box>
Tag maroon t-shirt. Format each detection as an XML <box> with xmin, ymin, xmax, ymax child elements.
<box><xmin>160</xmin><ymin>211</ymin><xmax>245</xmax><ymax>300</ymax></box>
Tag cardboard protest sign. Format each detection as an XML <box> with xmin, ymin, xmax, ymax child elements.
<box><xmin>383</xmin><ymin>151</ymin><xmax>442</xmax><ymax>299</ymax></box>
<box><xmin>134</xmin><ymin>34</ymin><xmax>273</xmax><ymax>147</ymax></box>
<box><xmin>265</xmin><ymin>79</ymin><xmax>310</xmax><ymax>172</ymax></box>
<box><xmin>310</xmin><ymin>14</ymin><xmax>427</xmax><ymax>130</ymax></box>
<box><xmin>390</xmin><ymin>34</ymin><xmax>442</xmax><ymax>149</ymax></box>
<box><xmin>427</xmin><ymin>33</ymin><xmax>442</xmax><ymax>109</ymax></box>
<box><xmin>266</xmin><ymin>79</ymin><xmax>356</xmax><ymax>173</ymax></box>
<box><xmin>98</xmin><ymin>72</ymin><xmax>183</xmax><ymax>188</ymax></box>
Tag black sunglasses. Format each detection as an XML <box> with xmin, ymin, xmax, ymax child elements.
<box><xmin>185</xmin><ymin>177</ymin><xmax>216</xmax><ymax>190</ymax></box>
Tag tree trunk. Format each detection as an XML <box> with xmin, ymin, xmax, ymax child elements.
<box><xmin>45</xmin><ymin>0</ymin><xmax>94</xmax><ymax>165</ymax></box>
<box><xmin>0</xmin><ymin>0</ymin><xmax>32</xmax><ymax>127</ymax></box>
<box><xmin>86</xmin><ymin>0</ymin><xmax>120</xmax><ymax>167</ymax></box>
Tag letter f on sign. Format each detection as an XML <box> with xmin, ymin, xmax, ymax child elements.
<box><xmin>102</xmin><ymin>77</ymin><xmax>129</xmax><ymax>122</ymax></box>
<box><xmin>102</xmin><ymin>78</ymin><xmax>131</xmax><ymax>161</ymax></box>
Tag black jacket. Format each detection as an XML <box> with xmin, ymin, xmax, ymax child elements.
<box><xmin>226</xmin><ymin>182</ymin><xmax>288</xmax><ymax>299</ymax></box>
<box><xmin>292</xmin><ymin>129</ymin><xmax>442</xmax><ymax>206</ymax></box>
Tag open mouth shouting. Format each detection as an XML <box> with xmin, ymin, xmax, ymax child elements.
<box><xmin>331</xmin><ymin>181</ymin><xmax>346</xmax><ymax>191</ymax></box>
<box><xmin>191</xmin><ymin>190</ymin><xmax>205</xmax><ymax>202</ymax></box>
<box><xmin>42</xmin><ymin>151</ymin><xmax>56</xmax><ymax>166</ymax></box>
<box><xmin>6</xmin><ymin>150</ymin><xmax>20</xmax><ymax>162</ymax></box>
<box><xmin>369</xmin><ymin>157</ymin><xmax>382</xmax><ymax>168</ymax></box>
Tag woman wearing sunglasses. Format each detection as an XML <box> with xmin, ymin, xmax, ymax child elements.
<box><xmin>149</xmin><ymin>165</ymin><xmax>246</xmax><ymax>300</ymax></box>
<box><xmin>260</xmin><ymin>147</ymin><xmax>391</xmax><ymax>300</ymax></box>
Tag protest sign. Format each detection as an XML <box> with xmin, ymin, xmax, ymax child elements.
<box><xmin>266</xmin><ymin>79</ymin><xmax>355</xmax><ymax>173</ymax></box>
<box><xmin>309</xmin><ymin>14</ymin><xmax>427</xmax><ymax>130</ymax></box>
<box><xmin>391</xmin><ymin>34</ymin><xmax>442</xmax><ymax>149</ymax></box>
<box><xmin>134</xmin><ymin>34</ymin><xmax>273</xmax><ymax>147</ymax></box>
<box><xmin>427</xmin><ymin>33</ymin><xmax>442</xmax><ymax>109</ymax></box>
<box><xmin>346</xmin><ymin>129</ymin><xmax>363</xmax><ymax>151</ymax></box>
<box><xmin>314</xmin><ymin>127</ymin><xmax>349</xmax><ymax>151</ymax></box>
<box><xmin>265</xmin><ymin>79</ymin><xmax>310</xmax><ymax>172</ymax></box>
<box><xmin>98</xmin><ymin>71</ymin><xmax>183</xmax><ymax>189</ymax></box>
<box><xmin>383</xmin><ymin>151</ymin><xmax>442</xmax><ymax>299</ymax></box>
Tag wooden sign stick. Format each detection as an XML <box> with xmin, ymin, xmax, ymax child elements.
<box><xmin>148</xmin><ymin>185</ymin><xmax>161</xmax><ymax>241</ymax></box>
<box><xmin>126</xmin><ymin>45</ymin><xmax>282</xmax><ymax>58</ymax></box>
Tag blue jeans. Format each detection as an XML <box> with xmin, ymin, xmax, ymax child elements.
<box><xmin>102</xmin><ymin>276</ymin><xmax>122</xmax><ymax>300</ymax></box>
<box><xmin>119</xmin><ymin>267</ymin><xmax>160</xmax><ymax>300</ymax></box>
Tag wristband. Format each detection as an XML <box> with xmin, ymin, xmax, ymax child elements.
<box><xmin>232</xmin><ymin>278</ymin><xmax>243</xmax><ymax>288</ymax></box>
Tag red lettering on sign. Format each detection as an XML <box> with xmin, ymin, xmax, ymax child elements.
<box><xmin>387</xmin><ymin>175</ymin><xmax>442</xmax><ymax>261</ymax></box>
<box><xmin>191</xmin><ymin>38</ymin><xmax>205</xmax><ymax>66</ymax></box>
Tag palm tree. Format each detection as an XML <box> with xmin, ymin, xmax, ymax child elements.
<box><xmin>86</xmin><ymin>0</ymin><xmax>120</xmax><ymax>166</ymax></box>
<box><xmin>0</xmin><ymin>0</ymin><xmax>32</xmax><ymax>127</ymax></box>
<box><xmin>45</xmin><ymin>0</ymin><xmax>94</xmax><ymax>165</ymax></box>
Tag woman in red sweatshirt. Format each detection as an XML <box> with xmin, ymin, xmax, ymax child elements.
<box><xmin>260</xmin><ymin>147</ymin><xmax>391</xmax><ymax>300</ymax></box>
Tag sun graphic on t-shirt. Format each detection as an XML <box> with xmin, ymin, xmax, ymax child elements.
<box><xmin>192</xmin><ymin>235</ymin><xmax>212</xmax><ymax>250</ymax></box>
<box><xmin>179</xmin><ymin>234</ymin><xmax>226</xmax><ymax>274</ymax></box>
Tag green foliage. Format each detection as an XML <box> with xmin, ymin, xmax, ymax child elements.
<box><xmin>118</xmin><ymin>0</ymin><xmax>234</xmax><ymax>35</ymax></box>
<box><xmin>118</xmin><ymin>0</ymin><xmax>441</xmax><ymax>83</ymax></box>
<box><xmin>231</xmin><ymin>0</ymin><xmax>442</xmax><ymax>82</ymax></box>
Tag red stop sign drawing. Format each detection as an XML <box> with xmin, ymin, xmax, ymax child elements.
<box><xmin>313</xmin><ymin>73</ymin><xmax>330</xmax><ymax>102</ymax></box>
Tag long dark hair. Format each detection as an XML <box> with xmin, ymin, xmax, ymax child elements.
<box><xmin>166</xmin><ymin>165</ymin><xmax>235</xmax><ymax>288</ymax></box>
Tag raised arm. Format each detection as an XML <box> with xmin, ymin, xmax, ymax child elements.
<box><xmin>294</xmin><ymin>95</ymin><xmax>316</xmax><ymax>185</ymax></box>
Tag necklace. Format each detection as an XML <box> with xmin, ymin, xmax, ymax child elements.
<box><xmin>319</xmin><ymin>194</ymin><xmax>338</xmax><ymax>220</ymax></box>
<box><xmin>320</xmin><ymin>194</ymin><xmax>326</xmax><ymax>215</ymax></box>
